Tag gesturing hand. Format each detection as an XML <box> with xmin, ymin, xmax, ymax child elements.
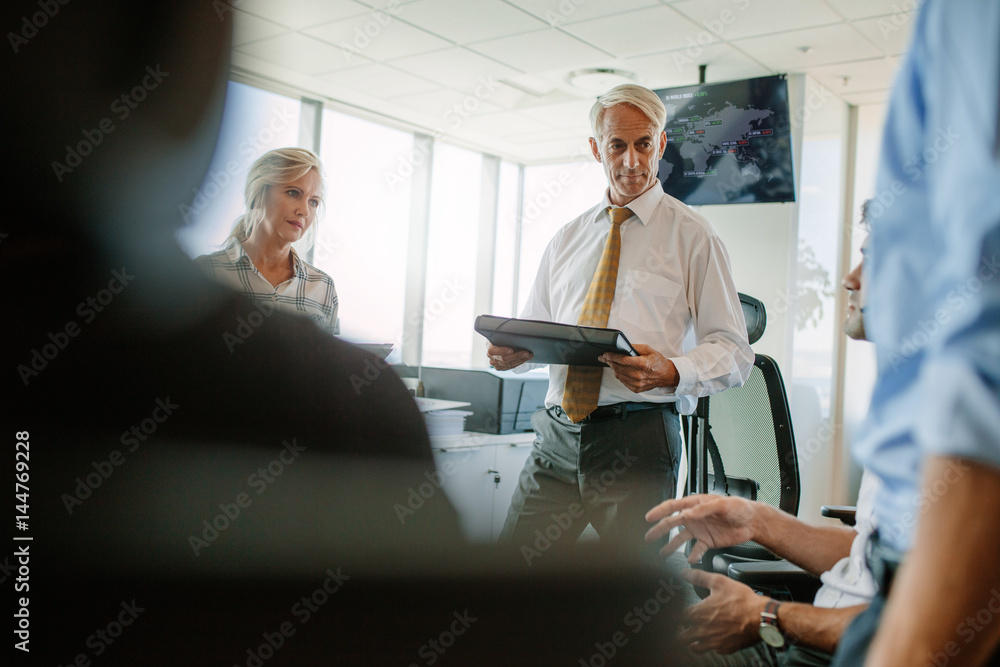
<box><xmin>644</xmin><ymin>494</ymin><xmax>759</xmax><ymax>562</ymax></box>
<box><xmin>680</xmin><ymin>569</ymin><xmax>769</xmax><ymax>655</ymax></box>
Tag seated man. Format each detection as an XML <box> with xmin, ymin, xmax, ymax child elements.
<box><xmin>646</xmin><ymin>221</ymin><xmax>877</xmax><ymax>666</ymax></box>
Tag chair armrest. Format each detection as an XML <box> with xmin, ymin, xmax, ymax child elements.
<box><xmin>727</xmin><ymin>560</ymin><xmax>814</xmax><ymax>586</ymax></box>
<box><xmin>728</xmin><ymin>560</ymin><xmax>822</xmax><ymax>602</ymax></box>
<box><xmin>820</xmin><ymin>505</ymin><xmax>857</xmax><ymax>526</ymax></box>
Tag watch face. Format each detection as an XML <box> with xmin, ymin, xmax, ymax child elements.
<box><xmin>759</xmin><ymin>622</ymin><xmax>785</xmax><ymax>648</ymax></box>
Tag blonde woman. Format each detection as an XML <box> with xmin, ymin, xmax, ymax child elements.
<box><xmin>196</xmin><ymin>147</ymin><xmax>338</xmax><ymax>334</ymax></box>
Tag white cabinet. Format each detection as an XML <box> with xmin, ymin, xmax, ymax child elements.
<box><xmin>431</xmin><ymin>433</ymin><xmax>534</xmax><ymax>543</ymax></box>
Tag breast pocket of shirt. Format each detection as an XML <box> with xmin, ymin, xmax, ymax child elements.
<box><xmin>618</xmin><ymin>270</ymin><xmax>683</xmax><ymax>333</ymax></box>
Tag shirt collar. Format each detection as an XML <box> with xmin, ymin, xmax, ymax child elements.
<box><xmin>225</xmin><ymin>237</ymin><xmax>307</xmax><ymax>279</ymax></box>
<box><xmin>598</xmin><ymin>181</ymin><xmax>664</xmax><ymax>227</ymax></box>
<box><xmin>224</xmin><ymin>237</ymin><xmax>250</xmax><ymax>265</ymax></box>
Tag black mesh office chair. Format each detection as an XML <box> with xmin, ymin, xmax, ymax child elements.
<box><xmin>685</xmin><ymin>294</ymin><xmax>811</xmax><ymax>599</ymax></box>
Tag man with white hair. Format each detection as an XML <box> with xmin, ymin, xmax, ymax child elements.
<box><xmin>489</xmin><ymin>84</ymin><xmax>753</xmax><ymax>560</ymax></box>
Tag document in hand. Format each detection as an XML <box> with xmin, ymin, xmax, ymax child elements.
<box><xmin>474</xmin><ymin>315</ymin><xmax>638</xmax><ymax>367</ymax></box>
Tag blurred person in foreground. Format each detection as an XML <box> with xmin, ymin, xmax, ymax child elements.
<box><xmin>0</xmin><ymin>0</ymin><xmax>463</xmax><ymax>660</ymax></box>
<box><xmin>828</xmin><ymin>0</ymin><xmax>1000</xmax><ymax>664</ymax></box>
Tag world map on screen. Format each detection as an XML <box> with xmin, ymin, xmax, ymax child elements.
<box><xmin>654</xmin><ymin>75</ymin><xmax>795</xmax><ymax>206</ymax></box>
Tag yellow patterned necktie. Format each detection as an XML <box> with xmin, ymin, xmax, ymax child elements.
<box><xmin>561</xmin><ymin>206</ymin><xmax>632</xmax><ymax>423</ymax></box>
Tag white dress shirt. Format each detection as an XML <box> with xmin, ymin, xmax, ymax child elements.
<box><xmin>519</xmin><ymin>183</ymin><xmax>753</xmax><ymax>415</ymax></box>
<box><xmin>813</xmin><ymin>470</ymin><xmax>880</xmax><ymax>609</ymax></box>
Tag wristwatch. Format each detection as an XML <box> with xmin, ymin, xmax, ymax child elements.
<box><xmin>759</xmin><ymin>599</ymin><xmax>785</xmax><ymax>648</ymax></box>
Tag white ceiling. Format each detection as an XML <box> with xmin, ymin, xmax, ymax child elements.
<box><xmin>229</xmin><ymin>0</ymin><xmax>915</xmax><ymax>163</ymax></box>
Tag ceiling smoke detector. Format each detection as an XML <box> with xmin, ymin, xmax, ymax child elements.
<box><xmin>566</xmin><ymin>68</ymin><xmax>637</xmax><ymax>92</ymax></box>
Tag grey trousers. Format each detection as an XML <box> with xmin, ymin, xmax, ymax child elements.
<box><xmin>499</xmin><ymin>404</ymin><xmax>681</xmax><ymax>564</ymax></box>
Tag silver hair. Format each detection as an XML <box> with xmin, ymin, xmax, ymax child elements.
<box><xmin>589</xmin><ymin>84</ymin><xmax>667</xmax><ymax>142</ymax></box>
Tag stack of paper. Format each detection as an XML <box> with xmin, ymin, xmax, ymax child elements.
<box><xmin>422</xmin><ymin>410</ymin><xmax>474</xmax><ymax>437</ymax></box>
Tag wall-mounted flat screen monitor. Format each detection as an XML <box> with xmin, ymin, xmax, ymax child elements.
<box><xmin>653</xmin><ymin>74</ymin><xmax>795</xmax><ymax>205</ymax></box>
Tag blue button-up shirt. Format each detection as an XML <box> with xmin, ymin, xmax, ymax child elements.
<box><xmin>856</xmin><ymin>0</ymin><xmax>1000</xmax><ymax>553</ymax></box>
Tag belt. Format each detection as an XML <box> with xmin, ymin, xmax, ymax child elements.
<box><xmin>865</xmin><ymin>529</ymin><xmax>904</xmax><ymax>594</ymax></box>
<box><xmin>575</xmin><ymin>402</ymin><xmax>676</xmax><ymax>423</ymax></box>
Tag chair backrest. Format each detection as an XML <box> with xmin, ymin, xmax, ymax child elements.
<box><xmin>739</xmin><ymin>293</ymin><xmax>767</xmax><ymax>345</ymax></box>
<box><xmin>706</xmin><ymin>354</ymin><xmax>799</xmax><ymax>515</ymax></box>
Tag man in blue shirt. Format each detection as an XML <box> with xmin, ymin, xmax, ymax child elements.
<box><xmin>833</xmin><ymin>1</ymin><xmax>1000</xmax><ymax>664</ymax></box>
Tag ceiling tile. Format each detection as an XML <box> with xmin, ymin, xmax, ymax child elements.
<box><xmin>387</xmin><ymin>47</ymin><xmax>522</xmax><ymax>93</ymax></box>
<box><xmin>395</xmin><ymin>0</ymin><xmax>548</xmax><ymax>44</ymax></box>
<box><xmin>517</xmin><ymin>137</ymin><xmax>595</xmax><ymax>162</ymax></box>
<box><xmin>805</xmin><ymin>56</ymin><xmax>902</xmax><ymax>94</ymax></box>
<box><xmin>562</xmin><ymin>5</ymin><xmax>715</xmax><ymax>58</ymax></box>
<box><xmin>505</xmin><ymin>0</ymin><xmax>661</xmax><ymax>27</ymax></box>
<box><xmin>517</xmin><ymin>98</ymin><xmax>595</xmax><ymax>127</ymax></box>
<box><xmin>317</xmin><ymin>63</ymin><xmax>442</xmax><ymax>97</ymax></box>
<box><xmin>467</xmin><ymin>28</ymin><xmax>611</xmax><ymax>73</ymax></box>
<box><xmin>355</xmin><ymin>0</ymin><xmax>422</xmax><ymax>9</ymax></box>
<box><xmin>232</xmin><ymin>10</ymin><xmax>290</xmax><ymax>46</ymax></box>
<box><xmin>670</xmin><ymin>0</ymin><xmax>843</xmax><ymax>41</ymax></box>
<box><xmin>852</xmin><ymin>13</ymin><xmax>917</xmax><ymax>57</ymax></box>
<box><xmin>822</xmin><ymin>0</ymin><xmax>918</xmax><ymax>21</ymax></box>
<box><xmin>304</xmin><ymin>14</ymin><xmax>452</xmax><ymax>61</ymax></box>
<box><xmin>839</xmin><ymin>89</ymin><xmax>892</xmax><ymax>106</ymax></box>
<box><xmin>458</xmin><ymin>111</ymin><xmax>556</xmax><ymax>137</ymax></box>
<box><xmin>733</xmin><ymin>23</ymin><xmax>882</xmax><ymax>71</ymax></box>
<box><xmin>625</xmin><ymin>43</ymin><xmax>771</xmax><ymax>90</ymax></box>
<box><xmin>223</xmin><ymin>0</ymin><xmax>914</xmax><ymax>162</ymax></box>
<box><xmin>234</xmin><ymin>0</ymin><xmax>371</xmax><ymax>30</ymax></box>
<box><xmin>235</xmin><ymin>32</ymin><xmax>372</xmax><ymax>75</ymax></box>
<box><xmin>503</xmin><ymin>126</ymin><xmax>586</xmax><ymax>143</ymax></box>
<box><xmin>388</xmin><ymin>89</ymin><xmax>503</xmax><ymax>123</ymax></box>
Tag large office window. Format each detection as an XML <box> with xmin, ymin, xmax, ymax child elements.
<box><xmin>176</xmin><ymin>81</ymin><xmax>301</xmax><ymax>256</ymax></box>
<box><xmin>314</xmin><ymin>109</ymin><xmax>413</xmax><ymax>359</ymax></box>
<box><xmin>491</xmin><ymin>161</ymin><xmax>521</xmax><ymax>317</ymax></box>
<box><xmin>421</xmin><ymin>143</ymin><xmax>484</xmax><ymax>368</ymax></box>
<box><xmin>516</xmin><ymin>161</ymin><xmax>607</xmax><ymax>314</ymax></box>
